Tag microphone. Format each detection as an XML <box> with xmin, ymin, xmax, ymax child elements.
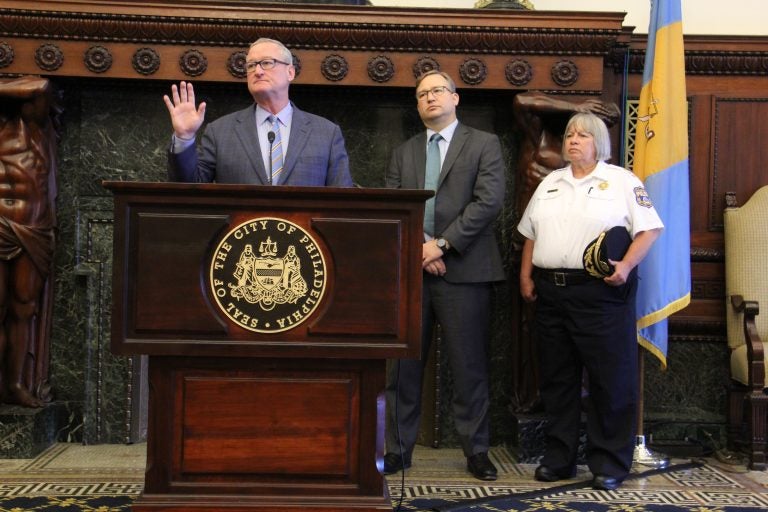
<box><xmin>267</xmin><ymin>131</ymin><xmax>275</xmax><ymax>185</ymax></box>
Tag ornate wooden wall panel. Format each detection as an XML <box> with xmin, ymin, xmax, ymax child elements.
<box><xmin>617</xmin><ymin>35</ymin><xmax>768</xmax><ymax>441</ymax></box>
<box><xmin>623</xmin><ymin>35</ymin><xmax>768</xmax><ymax>350</ymax></box>
<box><xmin>711</xmin><ymin>96</ymin><xmax>768</xmax><ymax>227</ymax></box>
<box><xmin>0</xmin><ymin>1</ymin><xmax>625</xmax><ymax>93</ymax></box>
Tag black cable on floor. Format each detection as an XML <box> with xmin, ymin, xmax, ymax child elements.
<box><xmin>431</xmin><ymin>460</ymin><xmax>703</xmax><ymax>512</ymax></box>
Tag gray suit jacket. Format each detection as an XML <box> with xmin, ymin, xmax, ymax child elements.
<box><xmin>168</xmin><ymin>103</ymin><xmax>353</xmax><ymax>187</ymax></box>
<box><xmin>386</xmin><ymin>122</ymin><xmax>506</xmax><ymax>283</ymax></box>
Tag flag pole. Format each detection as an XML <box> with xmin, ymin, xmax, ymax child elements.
<box><xmin>617</xmin><ymin>36</ymin><xmax>663</xmax><ymax>467</ymax></box>
<box><xmin>630</xmin><ymin>0</ymin><xmax>690</xmax><ymax>469</ymax></box>
<box><xmin>633</xmin><ymin>352</ymin><xmax>669</xmax><ymax>468</ymax></box>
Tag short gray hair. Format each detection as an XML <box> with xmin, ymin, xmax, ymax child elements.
<box><xmin>250</xmin><ymin>38</ymin><xmax>293</xmax><ymax>64</ymax></box>
<box><xmin>562</xmin><ymin>112</ymin><xmax>612</xmax><ymax>162</ymax></box>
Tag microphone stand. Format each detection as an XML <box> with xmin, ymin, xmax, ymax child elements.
<box><xmin>267</xmin><ymin>131</ymin><xmax>275</xmax><ymax>185</ymax></box>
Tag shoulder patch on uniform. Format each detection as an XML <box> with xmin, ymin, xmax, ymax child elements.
<box><xmin>634</xmin><ymin>186</ymin><xmax>653</xmax><ymax>208</ymax></box>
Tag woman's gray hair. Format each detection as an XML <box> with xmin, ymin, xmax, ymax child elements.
<box><xmin>250</xmin><ymin>38</ymin><xmax>293</xmax><ymax>64</ymax></box>
<box><xmin>562</xmin><ymin>112</ymin><xmax>612</xmax><ymax>162</ymax></box>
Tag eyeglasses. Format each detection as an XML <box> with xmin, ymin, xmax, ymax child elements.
<box><xmin>245</xmin><ymin>58</ymin><xmax>291</xmax><ymax>73</ymax></box>
<box><xmin>416</xmin><ymin>86</ymin><xmax>452</xmax><ymax>101</ymax></box>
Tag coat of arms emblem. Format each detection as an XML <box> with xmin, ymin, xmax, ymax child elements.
<box><xmin>209</xmin><ymin>218</ymin><xmax>326</xmax><ymax>333</ymax></box>
<box><xmin>230</xmin><ymin>238</ymin><xmax>308</xmax><ymax>310</ymax></box>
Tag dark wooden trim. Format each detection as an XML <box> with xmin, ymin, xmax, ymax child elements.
<box><xmin>0</xmin><ymin>1</ymin><xmax>625</xmax><ymax>89</ymax></box>
<box><xmin>623</xmin><ymin>33</ymin><xmax>768</xmax><ymax>75</ymax></box>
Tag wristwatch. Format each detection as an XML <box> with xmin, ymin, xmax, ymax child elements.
<box><xmin>435</xmin><ymin>237</ymin><xmax>449</xmax><ymax>253</ymax></box>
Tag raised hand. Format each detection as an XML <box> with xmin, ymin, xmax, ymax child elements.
<box><xmin>162</xmin><ymin>81</ymin><xmax>206</xmax><ymax>140</ymax></box>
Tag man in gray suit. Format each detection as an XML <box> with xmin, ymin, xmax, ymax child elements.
<box><xmin>384</xmin><ymin>70</ymin><xmax>506</xmax><ymax>481</ymax></box>
<box><xmin>163</xmin><ymin>38</ymin><xmax>353</xmax><ymax>187</ymax></box>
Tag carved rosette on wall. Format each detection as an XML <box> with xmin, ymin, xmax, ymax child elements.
<box><xmin>367</xmin><ymin>55</ymin><xmax>394</xmax><ymax>83</ymax></box>
<box><xmin>84</xmin><ymin>46</ymin><xmax>113</xmax><ymax>74</ymax></box>
<box><xmin>132</xmin><ymin>47</ymin><xmax>160</xmax><ymax>76</ymax></box>
<box><xmin>180</xmin><ymin>49</ymin><xmax>207</xmax><ymax>77</ymax></box>
<box><xmin>35</xmin><ymin>44</ymin><xmax>64</xmax><ymax>72</ymax></box>
<box><xmin>321</xmin><ymin>54</ymin><xmax>348</xmax><ymax>82</ymax></box>
<box><xmin>291</xmin><ymin>52</ymin><xmax>302</xmax><ymax>78</ymax></box>
<box><xmin>227</xmin><ymin>50</ymin><xmax>247</xmax><ymax>79</ymax></box>
<box><xmin>459</xmin><ymin>58</ymin><xmax>487</xmax><ymax>86</ymax></box>
<box><xmin>505</xmin><ymin>59</ymin><xmax>533</xmax><ymax>86</ymax></box>
<box><xmin>0</xmin><ymin>42</ymin><xmax>13</xmax><ymax>68</ymax></box>
<box><xmin>551</xmin><ymin>59</ymin><xmax>579</xmax><ymax>87</ymax></box>
<box><xmin>413</xmin><ymin>56</ymin><xmax>440</xmax><ymax>79</ymax></box>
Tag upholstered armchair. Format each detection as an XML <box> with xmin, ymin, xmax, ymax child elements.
<box><xmin>724</xmin><ymin>185</ymin><xmax>768</xmax><ymax>470</ymax></box>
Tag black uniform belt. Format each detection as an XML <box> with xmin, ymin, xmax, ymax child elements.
<box><xmin>535</xmin><ymin>268</ymin><xmax>596</xmax><ymax>287</ymax></box>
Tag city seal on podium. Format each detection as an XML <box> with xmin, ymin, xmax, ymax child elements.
<box><xmin>208</xmin><ymin>217</ymin><xmax>327</xmax><ymax>333</ymax></box>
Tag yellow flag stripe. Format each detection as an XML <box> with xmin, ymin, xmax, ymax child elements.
<box><xmin>634</xmin><ymin>20</ymin><xmax>687</xmax><ymax>180</ymax></box>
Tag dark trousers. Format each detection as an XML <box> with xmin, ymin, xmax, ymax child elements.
<box><xmin>385</xmin><ymin>274</ymin><xmax>492</xmax><ymax>458</ymax></box>
<box><xmin>535</xmin><ymin>275</ymin><xmax>639</xmax><ymax>478</ymax></box>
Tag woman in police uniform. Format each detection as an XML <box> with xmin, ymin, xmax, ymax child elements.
<box><xmin>517</xmin><ymin>112</ymin><xmax>663</xmax><ymax>491</ymax></box>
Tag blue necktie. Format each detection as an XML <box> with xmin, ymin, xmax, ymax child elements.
<box><xmin>268</xmin><ymin>115</ymin><xmax>284</xmax><ymax>185</ymax></box>
<box><xmin>423</xmin><ymin>133</ymin><xmax>442</xmax><ymax>236</ymax></box>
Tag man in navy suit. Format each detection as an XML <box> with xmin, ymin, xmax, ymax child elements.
<box><xmin>384</xmin><ymin>70</ymin><xmax>506</xmax><ymax>481</ymax></box>
<box><xmin>163</xmin><ymin>38</ymin><xmax>353</xmax><ymax>187</ymax></box>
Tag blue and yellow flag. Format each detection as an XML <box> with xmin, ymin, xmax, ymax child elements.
<box><xmin>633</xmin><ymin>0</ymin><xmax>691</xmax><ymax>369</ymax></box>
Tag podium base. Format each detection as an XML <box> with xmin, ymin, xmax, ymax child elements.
<box><xmin>132</xmin><ymin>494</ymin><xmax>392</xmax><ymax>512</ymax></box>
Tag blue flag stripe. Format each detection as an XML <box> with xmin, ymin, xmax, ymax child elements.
<box><xmin>634</xmin><ymin>0</ymin><xmax>690</xmax><ymax>368</ymax></box>
<box><xmin>636</xmin><ymin>159</ymin><xmax>691</xmax><ymax>329</ymax></box>
<box><xmin>642</xmin><ymin>0</ymin><xmax>684</xmax><ymax>86</ymax></box>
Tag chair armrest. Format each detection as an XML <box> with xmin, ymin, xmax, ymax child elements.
<box><xmin>730</xmin><ymin>294</ymin><xmax>764</xmax><ymax>391</ymax></box>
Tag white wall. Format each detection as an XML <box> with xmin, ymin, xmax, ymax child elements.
<box><xmin>370</xmin><ymin>0</ymin><xmax>768</xmax><ymax>36</ymax></box>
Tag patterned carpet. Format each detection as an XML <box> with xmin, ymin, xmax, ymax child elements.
<box><xmin>0</xmin><ymin>443</ymin><xmax>766</xmax><ymax>511</ymax></box>
<box><xmin>389</xmin><ymin>446</ymin><xmax>768</xmax><ymax>511</ymax></box>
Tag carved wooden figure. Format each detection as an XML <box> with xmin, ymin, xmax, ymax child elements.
<box><xmin>0</xmin><ymin>76</ymin><xmax>57</xmax><ymax>408</ymax></box>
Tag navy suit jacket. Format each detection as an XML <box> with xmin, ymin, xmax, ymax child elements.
<box><xmin>168</xmin><ymin>103</ymin><xmax>353</xmax><ymax>187</ymax></box>
<box><xmin>386</xmin><ymin>122</ymin><xmax>506</xmax><ymax>283</ymax></box>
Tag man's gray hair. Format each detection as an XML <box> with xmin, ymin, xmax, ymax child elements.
<box><xmin>250</xmin><ymin>38</ymin><xmax>293</xmax><ymax>64</ymax></box>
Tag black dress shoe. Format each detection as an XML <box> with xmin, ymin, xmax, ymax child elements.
<box><xmin>534</xmin><ymin>465</ymin><xmax>576</xmax><ymax>482</ymax></box>
<box><xmin>592</xmin><ymin>474</ymin><xmax>623</xmax><ymax>491</ymax></box>
<box><xmin>467</xmin><ymin>452</ymin><xmax>498</xmax><ymax>481</ymax></box>
<box><xmin>383</xmin><ymin>452</ymin><xmax>411</xmax><ymax>475</ymax></box>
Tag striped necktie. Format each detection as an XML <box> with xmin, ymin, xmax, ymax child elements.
<box><xmin>423</xmin><ymin>133</ymin><xmax>442</xmax><ymax>236</ymax></box>
<box><xmin>268</xmin><ymin>115</ymin><xmax>284</xmax><ymax>185</ymax></box>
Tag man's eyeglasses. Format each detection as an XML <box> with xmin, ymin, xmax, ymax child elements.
<box><xmin>416</xmin><ymin>86</ymin><xmax>453</xmax><ymax>101</ymax></box>
<box><xmin>245</xmin><ymin>58</ymin><xmax>291</xmax><ymax>73</ymax></box>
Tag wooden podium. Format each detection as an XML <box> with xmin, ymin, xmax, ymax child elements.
<box><xmin>105</xmin><ymin>182</ymin><xmax>430</xmax><ymax>512</ymax></box>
